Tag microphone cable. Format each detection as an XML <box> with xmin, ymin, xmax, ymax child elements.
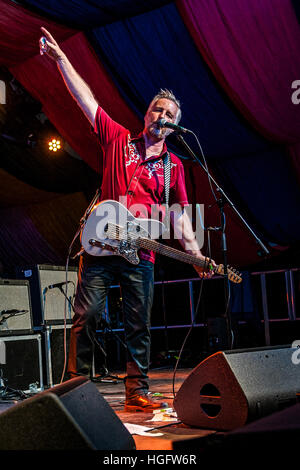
<box><xmin>189</xmin><ymin>131</ymin><xmax>233</xmax><ymax>348</ymax></box>
<box><xmin>171</xmin><ymin>130</ymin><xmax>235</xmax><ymax>399</ymax></box>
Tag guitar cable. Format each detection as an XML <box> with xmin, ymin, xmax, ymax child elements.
<box><xmin>59</xmin><ymin>227</ymin><xmax>81</xmax><ymax>384</ymax></box>
<box><xmin>59</xmin><ymin>188</ymin><xmax>102</xmax><ymax>384</ymax></box>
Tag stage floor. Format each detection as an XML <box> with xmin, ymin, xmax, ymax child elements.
<box><xmin>93</xmin><ymin>367</ymin><xmax>219</xmax><ymax>450</ymax></box>
<box><xmin>1</xmin><ymin>365</ymin><xmax>299</xmax><ymax>458</ymax></box>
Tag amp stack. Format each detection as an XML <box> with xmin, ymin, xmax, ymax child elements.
<box><xmin>15</xmin><ymin>264</ymin><xmax>78</xmax><ymax>388</ymax></box>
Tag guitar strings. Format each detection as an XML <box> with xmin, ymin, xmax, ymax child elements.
<box><xmin>106</xmin><ymin>224</ymin><xmax>208</xmax><ymax>267</ymax></box>
<box><xmin>106</xmin><ymin>225</ymin><xmax>240</xmax><ymax>282</ymax></box>
<box><xmin>105</xmin><ymin>223</ymin><xmax>241</xmax><ymax>283</ymax></box>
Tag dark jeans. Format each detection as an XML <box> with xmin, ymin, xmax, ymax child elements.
<box><xmin>68</xmin><ymin>254</ymin><xmax>154</xmax><ymax>396</ymax></box>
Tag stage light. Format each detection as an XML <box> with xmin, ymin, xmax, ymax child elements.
<box><xmin>48</xmin><ymin>138</ymin><xmax>61</xmax><ymax>152</ymax></box>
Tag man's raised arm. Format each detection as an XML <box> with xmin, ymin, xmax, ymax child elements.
<box><xmin>39</xmin><ymin>27</ymin><xmax>98</xmax><ymax>126</ymax></box>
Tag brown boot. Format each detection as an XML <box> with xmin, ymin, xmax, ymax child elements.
<box><xmin>125</xmin><ymin>392</ymin><xmax>168</xmax><ymax>412</ymax></box>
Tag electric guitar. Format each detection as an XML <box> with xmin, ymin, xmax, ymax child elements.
<box><xmin>80</xmin><ymin>199</ymin><xmax>242</xmax><ymax>284</ymax></box>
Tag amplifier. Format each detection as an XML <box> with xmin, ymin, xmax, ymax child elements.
<box><xmin>0</xmin><ymin>280</ymin><xmax>33</xmax><ymax>335</ymax></box>
<box><xmin>16</xmin><ymin>265</ymin><xmax>78</xmax><ymax>326</ymax></box>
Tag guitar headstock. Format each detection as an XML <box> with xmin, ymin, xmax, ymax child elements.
<box><xmin>215</xmin><ymin>264</ymin><xmax>242</xmax><ymax>284</ymax></box>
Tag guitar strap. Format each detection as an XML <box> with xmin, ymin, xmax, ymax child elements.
<box><xmin>163</xmin><ymin>152</ymin><xmax>171</xmax><ymax>225</ymax></box>
<box><xmin>125</xmin><ymin>147</ymin><xmax>171</xmax><ymax>224</ymax></box>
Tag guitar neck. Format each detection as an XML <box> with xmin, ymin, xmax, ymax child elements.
<box><xmin>137</xmin><ymin>238</ymin><xmax>210</xmax><ymax>270</ymax></box>
<box><xmin>104</xmin><ymin>221</ymin><xmax>242</xmax><ymax>283</ymax></box>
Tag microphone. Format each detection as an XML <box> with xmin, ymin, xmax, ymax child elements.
<box><xmin>0</xmin><ymin>309</ymin><xmax>28</xmax><ymax>315</ymax></box>
<box><xmin>47</xmin><ymin>281</ymin><xmax>71</xmax><ymax>290</ymax></box>
<box><xmin>157</xmin><ymin>118</ymin><xmax>192</xmax><ymax>134</ymax></box>
<box><xmin>0</xmin><ymin>309</ymin><xmax>28</xmax><ymax>326</ymax></box>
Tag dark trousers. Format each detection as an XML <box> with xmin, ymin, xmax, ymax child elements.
<box><xmin>68</xmin><ymin>255</ymin><xmax>154</xmax><ymax>396</ymax></box>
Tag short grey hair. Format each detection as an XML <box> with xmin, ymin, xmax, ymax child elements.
<box><xmin>148</xmin><ymin>88</ymin><xmax>182</xmax><ymax>124</ymax></box>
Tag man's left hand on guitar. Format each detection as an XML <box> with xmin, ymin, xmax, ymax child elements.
<box><xmin>187</xmin><ymin>251</ymin><xmax>217</xmax><ymax>279</ymax></box>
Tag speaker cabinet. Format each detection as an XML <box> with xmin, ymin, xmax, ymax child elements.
<box><xmin>174</xmin><ymin>345</ymin><xmax>300</xmax><ymax>431</ymax></box>
<box><xmin>0</xmin><ymin>280</ymin><xmax>33</xmax><ymax>335</ymax></box>
<box><xmin>0</xmin><ymin>376</ymin><xmax>135</xmax><ymax>450</ymax></box>
<box><xmin>44</xmin><ymin>324</ymin><xmax>72</xmax><ymax>387</ymax></box>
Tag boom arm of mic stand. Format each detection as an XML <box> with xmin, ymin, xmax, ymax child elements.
<box><xmin>176</xmin><ymin>134</ymin><xmax>270</xmax><ymax>256</ymax></box>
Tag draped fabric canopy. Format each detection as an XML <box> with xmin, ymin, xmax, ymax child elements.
<box><xmin>178</xmin><ymin>0</ymin><xmax>300</xmax><ymax>143</ymax></box>
<box><xmin>17</xmin><ymin>0</ymin><xmax>173</xmax><ymax>28</ymax></box>
<box><xmin>178</xmin><ymin>0</ymin><xmax>300</xmax><ymax>183</ymax></box>
<box><xmin>0</xmin><ymin>0</ymin><xmax>299</xmax><ymax>275</ymax></box>
<box><xmin>0</xmin><ymin>0</ymin><xmax>76</xmax><ymax>67</ymax></box>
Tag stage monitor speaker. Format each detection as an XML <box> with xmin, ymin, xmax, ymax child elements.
<box><xmin>0</xmin><ymin>376</ymin><xmax>135</xmax><ymax>450</ymax></box>
<box><xmin>174</xmin><ymin>345</ymin><xmax>300</xmax><ymax>431</ymax></box>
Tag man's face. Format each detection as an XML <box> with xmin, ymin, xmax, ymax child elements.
<box><xmin>144</xmin><ymin>98</ymin><xmax>179</xmax><ymax>140</ymax></box>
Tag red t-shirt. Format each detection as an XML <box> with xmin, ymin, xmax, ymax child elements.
<box><xmin>94</xmin><ymin>106</ymin><xmax>189</xmax><ymax>263</ymax></box>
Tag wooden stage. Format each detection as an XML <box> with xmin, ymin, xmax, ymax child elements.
<box><xmin>94</xmin><ymin>367</ymin><xmax>220</xmax><ymax>451</ymax></box>
<box><xmin>93</xmin><ymin>366</ymin><xmax>300</xmax><ymax>461</ymax></box>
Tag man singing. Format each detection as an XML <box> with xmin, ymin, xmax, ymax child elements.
<box><xmin>39</xmin><ymin>27</ymin><xmax>215</xmax><ymax>411</ymax></box>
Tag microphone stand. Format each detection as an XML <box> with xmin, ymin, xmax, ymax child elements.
<box><xmin>176</xmin><ymin>134</ymin><xmax>270</xmax><ymax>349</ymax></box>
<box><xmin>57</xmin><ymin>285</ymin><xmax>75</xmax><ymax>311</ymax></box>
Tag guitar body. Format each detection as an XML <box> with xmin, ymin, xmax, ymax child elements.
<box><xmin>80</xmin><ymin>199</ymin><xmax>165</xmax><ymax>264</ymax></box>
